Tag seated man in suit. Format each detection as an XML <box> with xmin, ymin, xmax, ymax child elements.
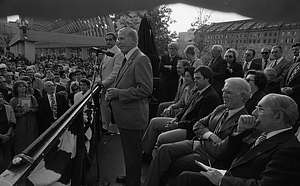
<box><xmin>142</xmin><ymin>65</ymin><xmax>221</xmax><ymax>163</ymax></box>
<box><xmin>143</xmin><ymin>77</ymin><xmax>251</xmax><ymax>186</ymax></box>
<box><xmin>173</xmin><ymin>93</ymin><xmax>300</xmax><ymax>186</ymax></box>
<box><xmin>244</xmin><ymin>70</ymin><xmax>267</xmax><ymax>113</ymax></box>
<box><xmin>37</xmin><ymin>81</ymin><xmax>69</xmax><ymax>135</ymax></box>
<box><xmin>157</xmin><ymin>59</ymin><xmax>190</xmax><ymax>116</ymax></box>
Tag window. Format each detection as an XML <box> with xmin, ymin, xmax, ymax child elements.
<box><xmin>274</xmin><ymin>32</ymin><xmax>277</xmax><ymax>36</ymax></box>
<box><xmin>282</xmin><ymin>31</ymin><xmax>285</xmax><ymax>36</ymax></box>
<box><xmin>268</xmin><ymin>39</ymin><xmax>271</xmax><ymax>43</ymax></box>
<box><xmin>273</xmin><ymin>39</ymin><xmax>276</xmax><ymax>43</ymax></box>
<box><xmin>280</xmin><ymin>39</ymin><xmax>284</xmax><ymax>43</ymax></box>
<box><xmin>269</xmin><ymin>32</ymin><xmax>272</xmax><ymax>36</ymax></box>
<box><xmin>263</xmin><ymin>39</ymin><xmax>266</xmax><ymax>43</ymax></box>
<box><xmin>264</xmin><ymin>33</ymin><xmax>268</xmax><ymax>37</ymax></box>
<box><xmin>249</xmin><ymin>40</ymin><xmax>252</xmax><ymax>43</ymax></box>
<box><xmin>253</xmin><ymin>39</ymin><xmax>256</xmax><ymax>43</ymax></box>
<box><xmin>287</xmin><ymin>31</ymin><xmax>291</xmax><ymax>36</ymax></box>
<box><xmin>258</xmin><ymin>39</ymin><xmax>260</xmax><ymax>43</ymax></box>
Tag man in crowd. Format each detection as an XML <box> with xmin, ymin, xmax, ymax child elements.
<box><xmin>242</xmin><ymin>49</ymin><xmax>261</xmax><ymax>76</ymax></box>
<box><xmin>208</xmin><ymin>45</ymin><xmax>227</xmax><ymax>98</ymax></box>
<box><xmin>0</xmin><ymin>76</ymin><xmax>12</xmax><ymax>103</ymax></box>
<box><xmin>291</xmin><ymin>43</ymin><xmax>300</xmax><ymax>63</ymax></box>
<box><xmin>106</xmin><ymin>27</ymin><xmax>153</xmax><ymax>186</ymax></box>
<box><xmin>37</xmin><ymin>81</ymin><xmax>69</xmax><ymax>135</ymax></box>
<box><xmin>252</xmin><ymin>47</ymin><xmax>271</xmax><ymax>69</ymax></box>
<box><xmin>244</xmin><ymin>70</ymin><xmax>267</xmax><ymax>113</ymax></box>
<box><xmin>26</xmin><ymin>67</ymin><xmax>43</xmax><ymax>92</ymax></box>
<box><xmin>142</xmin><ymin>65</ymin><xmax>221</xmax><ymax>163</ymax></box>
<box><xmin>184</xmin><ymin>45</ymin><xmax>204</xmax><ymax>68</ymax></box>
<box><xmin>267</xmin><ymin>45</ymin><xmax>292</xmax><ymax>86</ymax></box>
<box><xmin>97</xmin><ymin>32</ymin><xmax>123</xmax><ymax>133</ymax></box>
<box><xmin>158</xmin><ymin>42</ymin><xmax>182</xmax><ymax>102</ymax></box>
<box><xmin>173</xmin><ymin>93</ymin><xmax>300</xmax><ymax>186</ymax></box>
<box><xmin>156</xmin><ymin>59</ymin><xmax>190</xmax><ymax>116</ymax></box>
<box><xmin>143</xmin><ymin>77</ymin><xmax>251</xmax><ymax>186</ymax></box>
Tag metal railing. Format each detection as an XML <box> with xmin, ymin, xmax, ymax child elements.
<box><xmin>0</xmin><ymin>85</ymin><xmax>101</xmax><ymax>186</ymax></box>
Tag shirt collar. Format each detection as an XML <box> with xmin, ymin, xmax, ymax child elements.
<box><xmin>124</xmin><ymin>47</ymin><xmax>138</xmax><ymax>61</ymax></box>
<box><xmin>228</xmin><ymin>106</ymin><xmax>244</xmax><ymax>119</ymax></box>
<box><xmin>266</xmin><ymin>127</ymin><xmax>292</xmax><ymax>139</ymax></box>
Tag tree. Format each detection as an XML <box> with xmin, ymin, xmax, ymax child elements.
<box><xmin>110</xmin><ymin>5</ymin><xmax>176</xmax><ymax>55</ymax></box>
<box><xmin>191</xmin><ymin>8</ymin><xmax>212</xmax><ymax>64</ymax></box>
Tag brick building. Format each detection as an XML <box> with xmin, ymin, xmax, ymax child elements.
<box><xmin>196</xmin><ymin>19</ymin><xmax>300</xmax><ymax>61</ymax></box>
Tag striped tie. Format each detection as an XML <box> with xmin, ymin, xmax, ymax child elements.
<box><xmin>254</xmin><ymin>132</ymin><xmax>267</xmax><ymax>146</ymax></box>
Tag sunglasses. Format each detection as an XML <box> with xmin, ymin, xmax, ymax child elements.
<box><xmin>225</xmin><ymin>55</ymin><xmax>234</xmax><ymax>58</ymax></box>
<box><xmin>261</xmin><ymin>52</ymin><xmax>269</xmax><ymax>55</ymax></box>
<box><xmin>105</xmin><ymin>38</ymin><xmax>113</xmax><ymax>41</ymax></box>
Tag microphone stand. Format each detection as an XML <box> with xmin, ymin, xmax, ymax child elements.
<box><xmin>87</xmin><ymin>51</ymin><xmax>111</xmax><ymax>186</ymax></box>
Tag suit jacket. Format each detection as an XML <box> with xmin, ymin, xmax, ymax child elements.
<box><xmin>192</xmin><ymin>105</ymin><xmax>248</xmax><ymax>166</ymax></box>
<box><xmin>222</xmin><ymin>129</ymin><xmax>300</xmax><ymax>186</ymax></box>
<box><xmin>245</xmin><ymin>89</ymin><xmax>265</xmax><ymax>113</ymax></box>
<box><xmin>208</xmin><ymin>56</ymin><xmax>227</xmax><ymax>97</ymax></box>
<box><xmin>100</xmin><ymin>45</ymin><xmax>123</xmax><ymax>88</ymax></box>
<box><xmin>111</xmin><ymin>48</ymin><xmax>153</xmax><ymax>130</ymax></box>
<box><xmin>252</xmin><ymin>58</ymin><xmax>269</xmax><ymax>69</ymax></box>
<box><xmin>243</xmin><ymin>59</ymin><xmax>262</xmax><ymax>75</ymax></box>
<box><xmin>225</xmin><ymin>61</ymin><xmax>243</xmax><ymax>79</ymax></box>
<box><xmin>37</xmin><ymin>93</ymin><xmax>69</xmax><ymax>135</ymax></box>
<box><xmin>176</xmin><ymin>85</ymin><xmax>222</xmax><ymax>140</ymax></box>
<box><xmin>282</xmin><ymin>62</ymin><xmax>300</xmax><ymax>108</ymax></box>
<box><xmin>267</xmin><ymin>57</ymin><xmax>292</xmax><ymax>86</ymax></box>
<box><xmin>158</xmin><ymin>54</ymin><xmax>181</xmax><ymax>89</ymax></box>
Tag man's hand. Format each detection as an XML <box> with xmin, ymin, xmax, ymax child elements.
<box><xmin>200</xmin><ymin>168</ymin><xmax>224</xmax><ymax>186</ymax></box>
<box><xmin>209</xmin><ymin>134</ymin><xmax>222</xmax><ymax>142</ymax></box>
<box><xmin>165</xmin><ymin>122</ymin><xmax>178</xmax><ymax>130</ymax></box>
<box><xmin>107</xmin><ymin>88</ymin><xmax>119</xmax><ymax>99</ymax></box>
<box><xmin>237</xmin><ymin>115</ymin><xmax>258</xmax><ymax>133</ymax></box>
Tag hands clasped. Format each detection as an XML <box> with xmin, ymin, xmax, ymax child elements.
<box><xmin>237</xmin><ymin>114</ymin><xmax>258</xmax><ymax>133</ymax></box>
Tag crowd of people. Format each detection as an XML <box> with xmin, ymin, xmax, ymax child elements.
<box><xmin>1</xmin><ymin>27</ymin><xmax>300</xmax><ymax>186</ymax></box>
<box><xmin>141</xmin><ymin>42</ymin><xmax>300</xmax><ymax>186</ymax></box>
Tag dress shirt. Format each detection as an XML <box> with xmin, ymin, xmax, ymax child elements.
<box><xmin>124</xmin><ymin>46</ymin><xmax>138</xmax><ymax>61</ymax></box>
<box><xmin>266</xmin><ymin>126</ymin><xmax>292</xmax><ymax>139</ymax></box>
<box><xmin>47</xmin><ymin>93</ymin><xmax>56</xmax><ymax>108</ymax></box>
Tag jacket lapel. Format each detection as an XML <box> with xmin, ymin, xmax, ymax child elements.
<box><xmin>230</xmin><ymin>129</ymin><xmax>294</xmax><ymax>169</ymax></box>
<box><xmin>102</xmin><ymin>56</ymin><xmax>112</xmax><ymax>69</ymax></box>
<box><xmin>219</xmin><ymin>108</ymin><xmax>247</xmax><ymax>132</ymax></box>
<box><xmin>115</xmin><ymin>49</ymin><xmax>139</xmax><ymax>87</ymax></box>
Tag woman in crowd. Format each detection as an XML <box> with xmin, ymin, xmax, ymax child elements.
<box><xmin>224</xmin><ymin>48</ymin><xmax>244</xmax><ymax>78</ymax></box>
<box><xmin>9</xmin><ymin>80</ymin><xmax>38</xmax><ymax>154</ymax></box>
<box><xmin>19</xmin><ymin>76</ymin><xmax>42</xmax><ymax>100</ymax></box>
<box><xmin>161</xmin><ymin>66</ymin><xmax>196</xmax><ymax>117</ymax></box>
<box><xmin>0</xmin><ymin>92</ymin><xmax>16</xmax><ymax>169</ymax></box>
<box><xmin>264</xmin><ymin>67</ymin><xmax>281</xmax><ymax>94</ymax></box>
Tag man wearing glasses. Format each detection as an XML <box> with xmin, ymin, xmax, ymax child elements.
<box><xmin>97</xmin><ymin>32</ymin><xmax>123</xmax><ymax>133</ymax></box>
<box><xmin>252</xmin><ymin>47</ymin><xmax>271</xmax><ymax>70</ymax></box>
<box><xmin>172</xmin><ymin>94</ymin><xmax>300</xmax><ymax>186</ymax></box>
<box><xmin>242</xmin><ymin>49</ymin><xmax>261</xmax><ymax>76</ymax></box>
<box><xmin>267</xmin><ymin>45</ymin><xmax>292</xmax><ymax>86</ymax></box>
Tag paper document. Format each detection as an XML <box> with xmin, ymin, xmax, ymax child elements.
<box><xmin>195</xmin><ymin>160</ymin><xmax>227</xmax><ymax>175</ymax></box>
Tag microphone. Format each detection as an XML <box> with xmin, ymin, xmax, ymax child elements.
<box><xmin>91</xmin><ymin>47</ymin><xmax>114</xmax><ymax>57</ymax></box>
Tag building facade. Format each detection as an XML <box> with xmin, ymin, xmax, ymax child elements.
<box><xmin>197</xmin><ymin>19</ymin><xmax>300</xmax><ymax>61</ymax></box>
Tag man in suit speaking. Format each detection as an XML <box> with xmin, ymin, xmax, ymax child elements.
<box><xmin>106</xmin><ymin>27</ymin><xmax>153</xmax><ymax>186</ymax></box>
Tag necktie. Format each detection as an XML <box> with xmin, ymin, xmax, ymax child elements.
<box><xmin>264</xmin><ymin>59</ymin><xmax>268</xmax><ymax>69</ymax></box>
<box><xmin>50</xmin><ymin>94</ymin><xmax>57</xmax><ymax>120</ymax></box>
<box><xmin>294</xmin><ymin>57</ymin><xmax>298</xmax><ymax>63</ymax></box>
<box><xmin>254</xmin><ymin>132</ymin><xmax>267</xmax><ymax>146</ymax></box>
<box><xmin>121</xmin><ymin>57</ymin><xmax>127</xmax><ymax>69</ymax></box>
<box><xmin>214</xmin><ymin>109</ymin><xmax>229</xmax><ymax>133</ymax></box>
<box><xmin>272</xmin><ymin>60</ymin><xmax>278</xmax><ymax>68</ymax></box>
<box><xmin>288</xmin><ymin>63</ymin><xmax>300</xmax><ymax>84</ymax></box>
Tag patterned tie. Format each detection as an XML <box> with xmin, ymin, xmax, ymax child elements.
<box><xmin>288</xmin><ymin>63</ymin><xmax>300</xmax><ymax>84</ymax></box>
<box><xmin>264</xmin><ymin>59</ymin><xmax>268</xmax><ymax>69</ymax></box>
<box><xmin>50</xmin><ymin>94</ymin><xmax>57</xmax><ymax>120</ymax></box>
<box><xmin>214</xmin><ymin>109</ymin><xmax>229</xmax><ymax>133</ymax></box>
<box><xmin>254</xmin><ymin>132</ymin><xmax>267</xmax><ymax>146</ymax></box>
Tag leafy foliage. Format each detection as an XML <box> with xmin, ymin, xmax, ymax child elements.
<box><xmin>111</xmin><ymin>5</ymin><xmax>177</xmax><ymax>55</ymax></box>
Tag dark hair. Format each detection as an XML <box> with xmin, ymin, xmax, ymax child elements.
<box><xmin>246</xmin><ymin>70</ymin><xmax>267</xmax><ymax>90</ymax></box>
<box><xmin>184</xmin><ymin>66</ymin><xmax>196</xmax><ymax>80</ymax></box>
<box><xmin>247</xmin><ymin>49</ymin><xmax>256</xmax><ymax>57</ymax></box>
<box><xmin>19</xmin><ymin>76</ymin><xmax>32</xmax><ymax>83</ymax></box>
<box><xmin>184</xmin><ymin>45</ymin><xmax>196</xmax><ymax>56</ymax></box>
<box><xmin>194</xmin><ymin>65</ymin><xmax>213</xmax><ymax>84</ymax></box>
<box><xmin>106</xmin><ymin>32</ymin><xmax>117</xmax><ymax>41</ymax></box>
<box><xmin>178</xmin><ymin>59</ymin><xmax>190</xmax><ymax>68</ymax></box>
<box><xmin>12</xmin><ymin>80</ymin><xmax>28</xmax><ymax>97</ymax></box>
<box><xmin>292</xmin><ymin>43</ymin><xmax>300</xmax><ymax>48</ymax></box>
<box><xmin>79</xmin><ymin>78</ymin><xmax>91</xmax><ymax>87</ymax></box>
